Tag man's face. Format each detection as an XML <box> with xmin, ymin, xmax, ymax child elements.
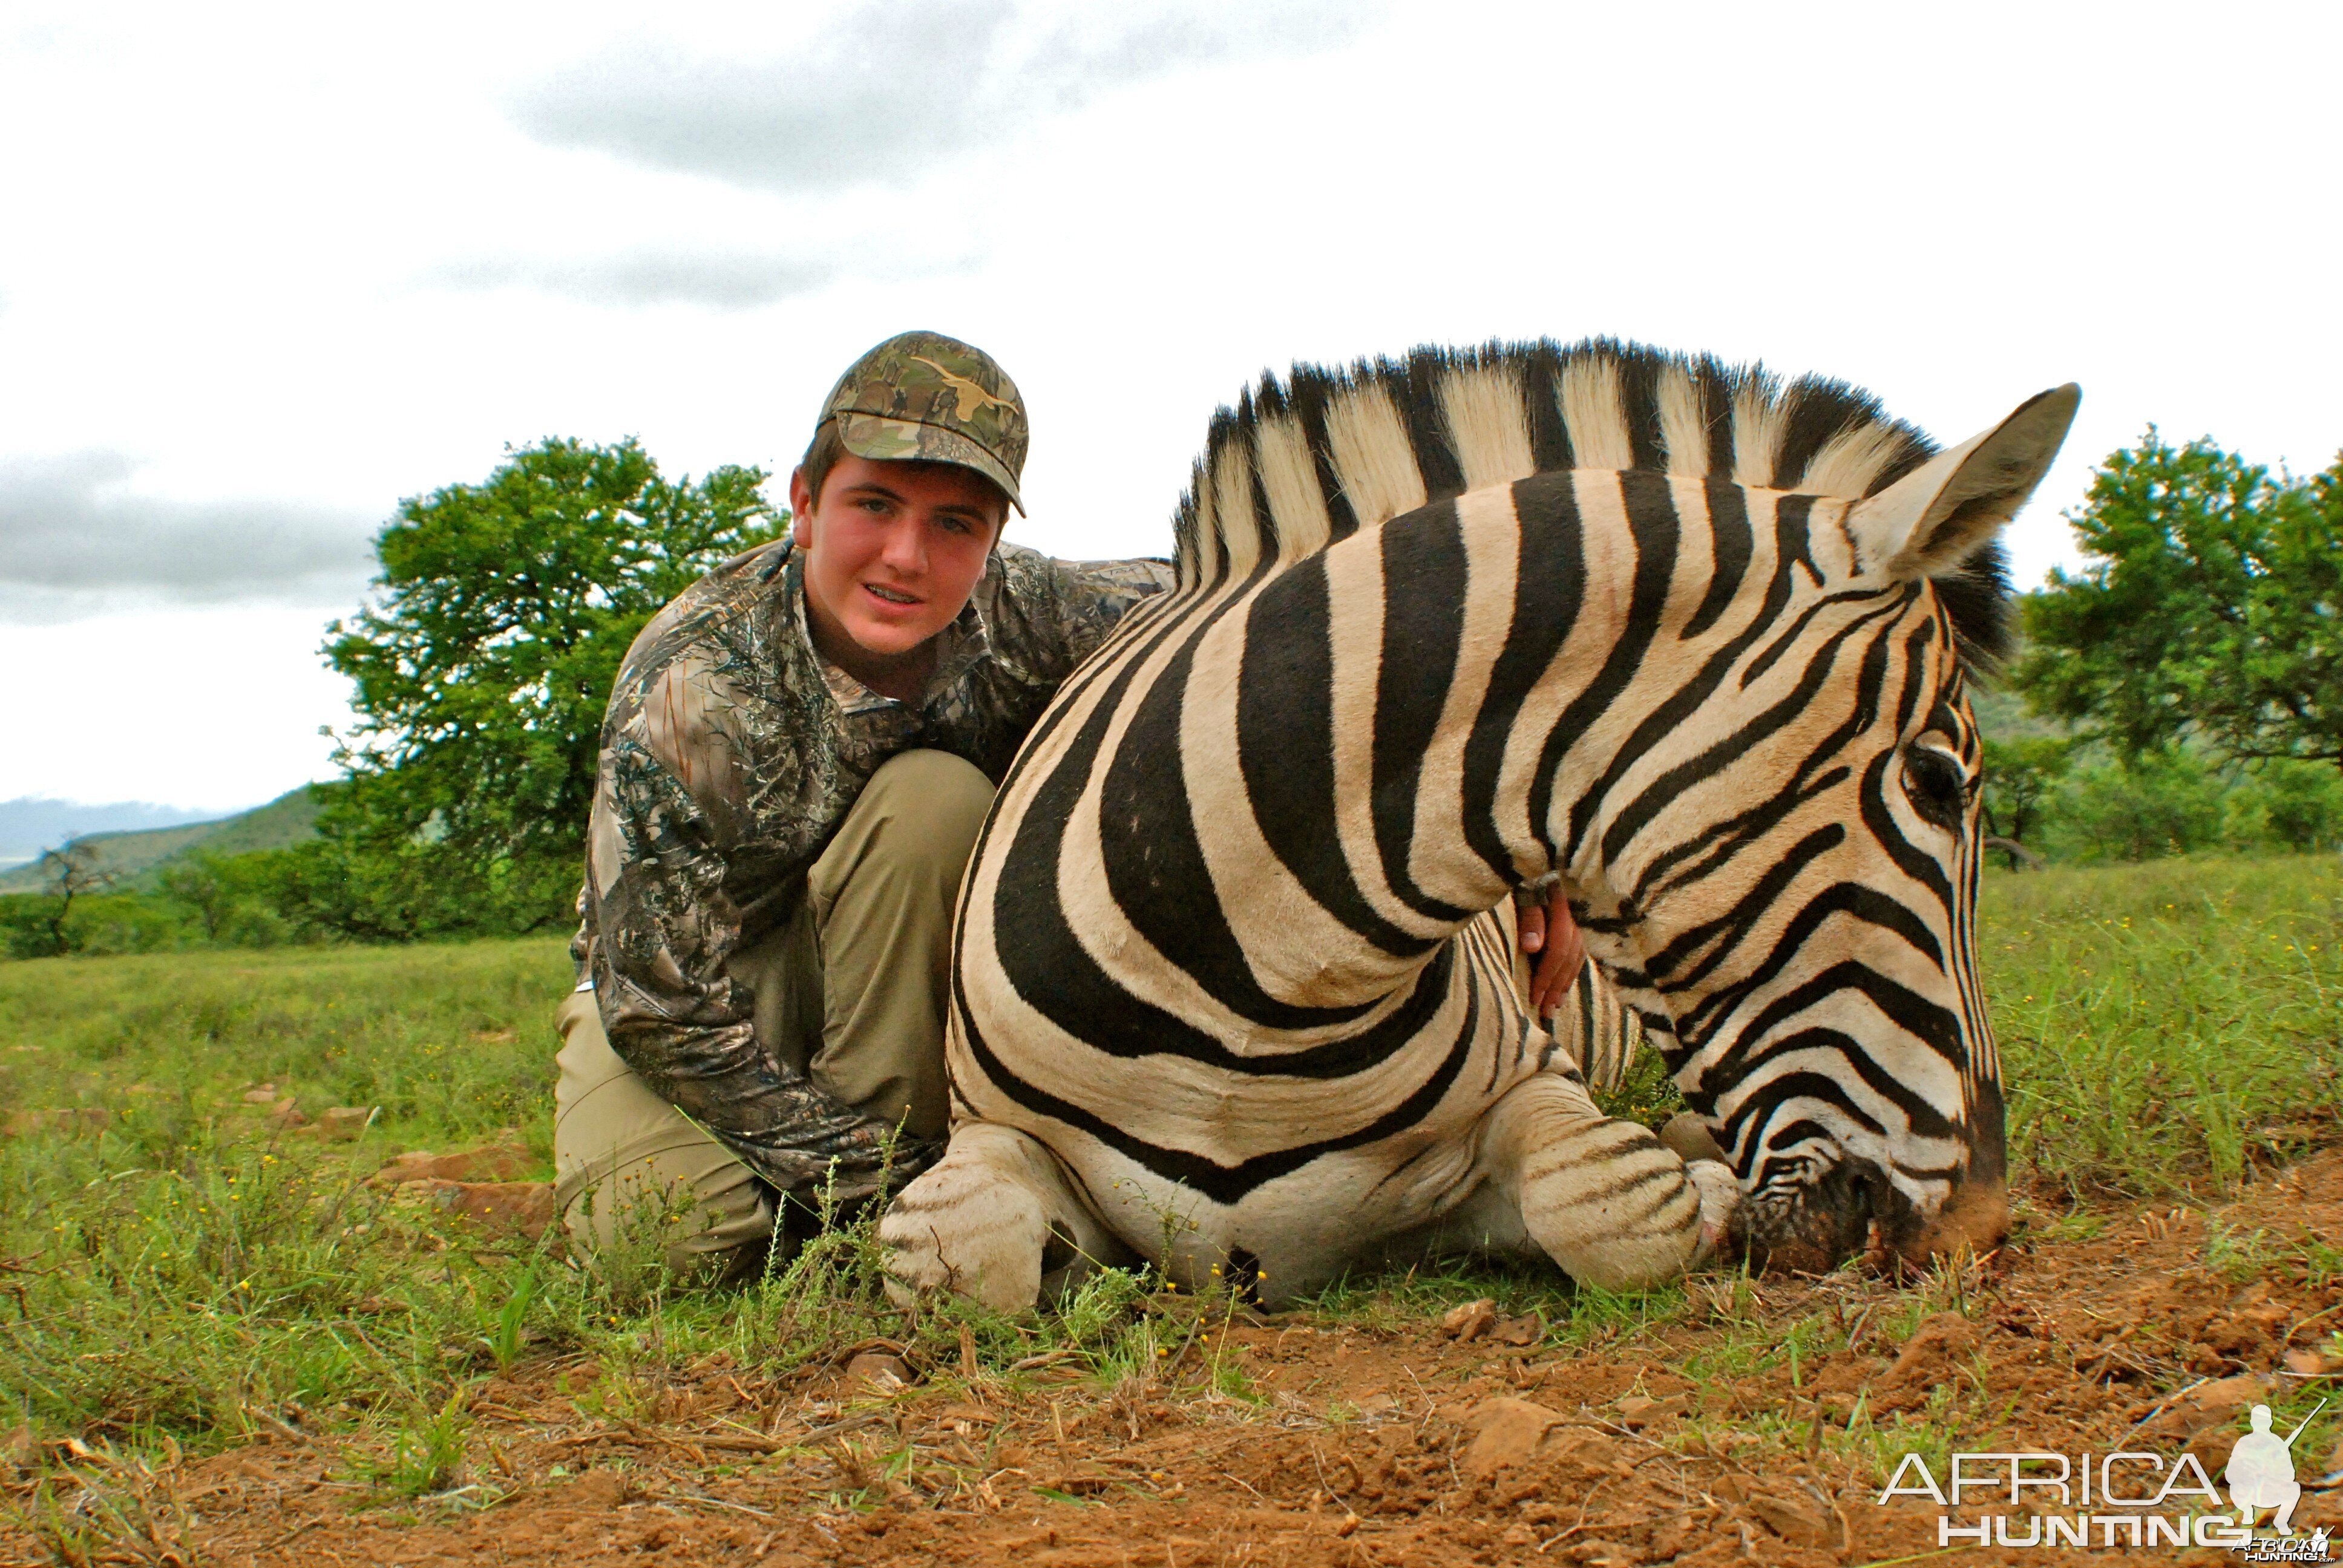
<box><xmin>788</xmin><ymin>453</ymin><xmax>1005</xmax><ymax>662</ymax></box>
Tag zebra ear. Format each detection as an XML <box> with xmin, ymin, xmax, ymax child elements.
<box><xmin>1846</xmin><ymin>384</ymin><xmax>2080</xmax><ymax>580</ymax></box>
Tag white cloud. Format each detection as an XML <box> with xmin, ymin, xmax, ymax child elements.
<box><xmin>510</xmin><ymin>0</ymin><xmax>1377</xmax><ymax>195</ymax></box>
<box><xmin>425</xmin><ymin>249</ymin><xmax>837</xmax><ymax>310</ymax></box>
<box><xmin>0</xmin><ymin>450</ymin><xmax>375</xmax><ymax>607</ymax></box>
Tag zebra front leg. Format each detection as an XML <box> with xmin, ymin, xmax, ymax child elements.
<box><xmin>1478</xmin><ymin>1072</ymin><xmax>1739</xmax><ymax>1290</ymax></box>
<box><xmin>879</xmin><ymin>1122</ymin><xmax>1130</xmax><ymax>1312</ymax></box>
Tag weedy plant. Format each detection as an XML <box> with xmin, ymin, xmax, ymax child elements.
<box><xmin>23</xmin><ymin>1457</ymin><xmax>202</xmax><ymax>1568</ymax></box>
<box><xmin>352</xmin><ymin>1385</ymin><xmax>474</xmax><ymax>1500</ymax></box>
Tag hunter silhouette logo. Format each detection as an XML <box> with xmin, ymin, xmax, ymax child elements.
<box><xmin>2228</xmin><ymin>1399</ymin><xmax>2324</xmax><ymax>1542</ymax></box>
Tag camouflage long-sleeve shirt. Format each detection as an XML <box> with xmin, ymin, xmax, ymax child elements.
<box><xmin>576</xmin><ymin>537</ymin><xmax>1172</xmax><ymax>1200</ymax></box>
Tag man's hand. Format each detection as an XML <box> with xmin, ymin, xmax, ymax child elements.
<box><xmin>1518</xmin><ymin>884</ymin><xmax>1587</xmax><ymax>1020</ymax></box>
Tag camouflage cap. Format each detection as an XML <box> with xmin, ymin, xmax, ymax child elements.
<box><xmin>819</xmin><ymin>330</ymin><xmax>1028</xmax><ymax>515</ymax></box>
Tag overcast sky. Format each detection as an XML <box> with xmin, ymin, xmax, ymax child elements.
<box><xmin>2</xmin><ymin>0</ymin><xmax>2336</xmax><ymax>811</ymax></box>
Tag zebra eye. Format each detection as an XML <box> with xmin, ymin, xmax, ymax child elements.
<box><xmin>1901</xmin><ymin>745</ymin><xmax>1969</xmax><ymax>831</ymax></box>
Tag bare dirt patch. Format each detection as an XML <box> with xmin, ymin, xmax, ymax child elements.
<box><xmin>11</xmin><ymin>1152</ymin><xmax>2343</xmax><ymax>1567</ymax></box>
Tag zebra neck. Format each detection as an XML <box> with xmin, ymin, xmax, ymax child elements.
<box><xmin>1106</xmin><ymin>477</ymin><xmax>1654</xmax><ymax>1017</ymax></box>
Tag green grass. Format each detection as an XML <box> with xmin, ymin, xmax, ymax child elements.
<box><xmin>1981</xmin><ymin>854</ymin><xmax>2343</xmax><ymax>1200</ymax></box>
<box><xmin>0</xmin><ymin>938</ymin><xmax>571</xmax><ymax>1158</ymax></box>
<box><xmin>0</xmin><ymin>855</ymin><xmax>2336</xmax><ymax>1474</ymax></box>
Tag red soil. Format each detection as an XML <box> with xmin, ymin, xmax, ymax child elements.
<box><xmin>10</xmin><ymin>1151</ymin><xmax>2343</xmax><ymax>1567</ymax></box>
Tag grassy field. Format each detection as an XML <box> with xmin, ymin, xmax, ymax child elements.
<box><xmin>1987</xmin><ymin>855</ymin><xmax>2342</xmax><ymax>1200</ymax></box>
<box><xmin>1</xmin><ymin>856</ymin><xmax>2339</xmax><ymax>1558</ymax></box>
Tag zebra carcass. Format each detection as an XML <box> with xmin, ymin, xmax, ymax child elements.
<box><xmin>882</xmin><ymin>339</ymin><xmax>2076</xmax><ymax>1307</ymax></box>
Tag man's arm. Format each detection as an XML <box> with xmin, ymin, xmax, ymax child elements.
<box><xmin>990</xmin><ymin>550</ymin><xmax>1175</xmax><ymax>679</ymax></box>
<box><xmin>586</xmin><ymin>731</ymin><xmax>923</xmax><ymax>1200</ymax></box>
<box><xmin>1055</xmin><ymin>556</ymin><xmax>1176</xmax><ymax>662</ymax></box>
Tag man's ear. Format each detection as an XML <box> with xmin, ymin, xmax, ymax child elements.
<box><xmin>788</xmin><ymin>466</ymin><xmax>814</xmax><ymax>547</ymax></box>
<box><xmin>1846</xmin><ymin>384</ymin><xmax>2080</xmax><ymax>580</ymax></box>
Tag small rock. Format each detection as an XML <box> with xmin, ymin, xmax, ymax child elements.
<box><xmin>2284</xmin><ymin>1347</ymin><xmax>2328</xmax><ymax>1377</ymax></box>
<box><xmin>1</xmin><ymin>1107</ymin><xmax>111</xmax><ymax>1137</ymax></box>
<box><xmin>1615</xmin><ymin>1394</ymin><xmax>1686</xmax><ymax>1430</ymax></box>
<box><xmin>2137</xmin><ymin>1373</ymin><xmax>2271</xmax><ymax>1440</ymax></box>
<box><xmin>929</xmin><ymin>1402</ymin><xmax>997</xmax><ymax>1429</ymax></box>
<box><xmin>845</xmin><ymin>1351</ymin><xmax>911</xmax><ymax>1391</ymax></box>
<box><xmin>2189</xmin><ymin>1372</ymin><xmax>2270</xmax><ymax>1411</ymax></box>
<box><xmin>1440</xmin><ymin>1298</ymin><xmax>1497</xmax><ymax>1342</ymax></box>
<box><xmin>317</xmin><ymin>1107</ymin><xmax>375</xmax><ymax>1142</ymax></box>
<box><xmin>241</xmin><ymin>1088</ymin><xmax>281</xmax><ymax>1106</ymax></box>
<box><xmin>1460</xmin><ymin>1396</ymin><xmax>1565</xmax><ymax>1477</ymax></box>
<box><xmin>1879</xmin><ymin>1312</ymin><xmax>1978</xmax><ymax>1387</ymax></box>
<box><xmin>563</xmin><ymin>1468</ymin><xmax>629</xmax><ymax>1507</ymax></box>
<box><xmin>1745</xmin><ymin>1492</ymin><xmax>1833</xmax><ymax>1548</ymax></box>
<box><xmin>1491</xmin><ymin>1312</ymin><xmax>1544</xmax><ymax>1347</ymax></box>
<box><xmin>390</xmin><ymin>1179</ymin><xmax>556</xmax><ymax>1240</ymax></box>
<box><xmin>368</xmin><ymin>1142</ymin><xmax>532</xmax><ymax>1186</ymax></box>
<box><xmin>458</xmin><ymin>1181</ymin><xmax>554</xmax><ymax>1239</ymax></box>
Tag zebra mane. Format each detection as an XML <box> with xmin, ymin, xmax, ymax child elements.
<box><xmin>1173</xmin><ymin>337</ymin><xmax>2013</xmax><ymax>675</ymax></box>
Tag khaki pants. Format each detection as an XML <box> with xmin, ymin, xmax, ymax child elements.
<box><xmin>554</xmin><ymin>748</ymin><xmax>994</xmax><ymax>1280</ymax></box>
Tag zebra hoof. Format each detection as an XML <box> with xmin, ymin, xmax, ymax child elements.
<box><xmin>1683</xmin><ymin>1158</ymin><xmax>1742</xmax><ymax>1269</ymax></box>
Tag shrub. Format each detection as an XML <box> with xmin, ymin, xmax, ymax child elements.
<box><xmin>2040</xmin><ymin>749</ymin><xmax>2226</xmax><ymax>861</ymax></box>
<box><xmin>2224</xmin><ymin>759</ymin><xmax>2343</xmax><ymax>854</ymax></box>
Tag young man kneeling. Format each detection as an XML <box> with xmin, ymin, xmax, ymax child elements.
<box><xmin>552</xmin><ymin>332</ymin><xmax>1172</xmax><ymax>1279</ymax></box>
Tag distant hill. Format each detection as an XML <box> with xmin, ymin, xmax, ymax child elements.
<box><xmin>0</xmin><ymin>797</ymin><xmax>234</xmax><ymax>869</ymax></box>
<box><xmin>0</xmin><ymin>787</ymin><xmax>322</xmax><ymax>893</ymax></box>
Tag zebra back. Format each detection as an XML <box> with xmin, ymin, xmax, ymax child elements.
<box><xmin>1176</xmin><ymin>338</ymin><xmax>1938</xmax><ymax>584</ymax></box>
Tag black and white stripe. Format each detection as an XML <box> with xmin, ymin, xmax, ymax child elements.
<box><xmin>881</xmin><ymin>340</ymin><xmax>2076</xmax><ymax>1304</ymax></box>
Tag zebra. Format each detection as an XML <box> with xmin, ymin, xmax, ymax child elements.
<box><xmin>879</xmin><ymin>339</ymin><xmax>2077</xmax><ymax>1309</ymax></box>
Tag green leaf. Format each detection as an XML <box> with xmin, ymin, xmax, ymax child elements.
<box><xmin>306</xmin><ymin>438</ymin><xmax>784</xmax><ymax>939</ymax></box>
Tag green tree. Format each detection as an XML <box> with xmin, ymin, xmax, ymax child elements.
<box><xmin>2223</xmin><ymin>759</ymin><xmax>2343</xmax><ymax>854</ymax></box>
<box><xmin>1979</xmin><ymin>736</ymin><xmax>2073</xmax><ymax>869</ymax></box>
<box><xmin>310</xmin><ymin>437</ymin><xmax>782</xmax><ymax>939</ymax></box>
<box><xmin>157</xmin><ymin>851</ymin><xmax>294</xmax><ymax>947</ymax></box>
<box><xmin>2042</xmin><ymin>750</ymin><xmax>2226</xmax><ymax>863</ymax></box>
<box><xmin>2017</xmin><ymin>432</ymin><xmax>2343</xmax><ymax>768</ymax></box>
<box><xmin>8</xmin><ymin>842</ymin><xmax>117</xmax><ymax>957</ymax></box>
